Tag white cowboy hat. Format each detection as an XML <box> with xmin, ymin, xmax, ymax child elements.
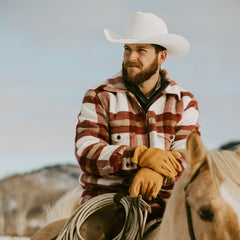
<box><xmin>104</xmin><ymin>12</ymin><xmax>190</xmax><ymax>57</ymax></box>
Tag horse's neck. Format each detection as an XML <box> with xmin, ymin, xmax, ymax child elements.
<box><xmin>158</xmin><ymin>172</ymin><xmax>190</xmax><ymax>240</ymax></box>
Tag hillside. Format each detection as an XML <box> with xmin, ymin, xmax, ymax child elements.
<box><xmin>0</xmin><ymin>164</ymin><xmax>81</xmax><ymax>237</ymax></box>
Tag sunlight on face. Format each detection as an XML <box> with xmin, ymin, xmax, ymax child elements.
<box><xmin>123</xmin><ymin>44</ymin><xmax>158</xmax><ymax>75</ymax></box>
<box><xmin>122</xmin><ymin>44</ymin><xmax>160</xmax><ymax>84</ymax></box>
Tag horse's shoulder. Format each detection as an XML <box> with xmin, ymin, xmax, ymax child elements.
<box><xmin>31</xmin><ymin>218</ymin><xmax>67</xmax><ymax>240</ymax></box>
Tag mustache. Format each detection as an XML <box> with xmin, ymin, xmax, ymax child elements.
<box><xmin>124</xmin><ymin>61</ymin><xmax>142</xmax><ymax>68</ymax></box>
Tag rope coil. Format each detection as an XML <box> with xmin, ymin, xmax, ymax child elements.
<box><xmin>56</xmin><ymin>193</ymin><xmax>151</xmax><ymax>240</ymax></box>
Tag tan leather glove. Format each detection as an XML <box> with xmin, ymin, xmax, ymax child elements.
<box><xmin>129</xmin><ymin>167</ymin><xmax>164</xmax><ymax>201</ymax></box>
<box><xmin>131</xmin><ymin>145</ymin><xmax>147</xmax><ymax>164</ymax></box>
<box><xmin>132</xmin><ymin>146</ymin><xmax>182</xmax><ymax>178</ymax></box>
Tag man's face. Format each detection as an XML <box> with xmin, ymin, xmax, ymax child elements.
<box><xmin>122</xmin><ymin>44</ymin><xmax>160</xmax><ymax>84</ymax></box>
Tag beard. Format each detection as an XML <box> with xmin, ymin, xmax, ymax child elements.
<box><xmin>122</xmin><ymin>56</ymin><xmax>159</xmax><ymax>85</ymax></box>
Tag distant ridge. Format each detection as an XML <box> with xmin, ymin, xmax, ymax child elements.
<box><xmin>0</xmin><ymin>163</ymin><xmax>81</xmax><ymax>237</ymax></box>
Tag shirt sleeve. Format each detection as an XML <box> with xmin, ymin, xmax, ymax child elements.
<box><xmin>162</xmin><ymin>92</ymin><xmax>200</xmax><ymax>199</ymax></box>
<box><xmin>75</xmin><ymin>89</ymin><xmax>136</xmax><ymax>176</ymax></box>
<box><xmin>171</xmin><ymin>92</ymin><xmax>200</xmax><ymax>154</ymax></box>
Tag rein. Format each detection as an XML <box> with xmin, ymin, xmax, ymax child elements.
<box><xmin>184</xmin><ymin>162</ymin><xmax>206</xmax><ymax>240</ymax></box>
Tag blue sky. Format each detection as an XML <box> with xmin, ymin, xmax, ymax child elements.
<box><xmin>0</xmin><ymin>0</ymin><xmax>240</xmax><ymax>178</ymax></box>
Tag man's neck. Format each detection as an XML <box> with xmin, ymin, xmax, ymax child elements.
<box><xmin>137</xmin><ymin>70</ymin><xmax>160</xmax><ymax>97</ymax></box>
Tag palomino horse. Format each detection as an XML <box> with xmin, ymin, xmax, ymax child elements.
<box><xmin>32</xmin><ymin>131</ymin><xmax>240</xmax><ymax>240</ymax></box>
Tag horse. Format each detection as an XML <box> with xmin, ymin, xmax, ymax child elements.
<box><xmin>146</xmin><ymin>131</ymin><xmax>240</xmax><ymax>239</ymax></box>
<box><xmin>31</xmin><ymin>131</ymin><xmax>240</xmax><ymax>240</ymax></box>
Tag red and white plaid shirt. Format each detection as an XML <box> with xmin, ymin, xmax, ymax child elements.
<box><xmin>75</xmin><ymin>69</ymin><xmax>200</xmax><ymax>205</ymax></box>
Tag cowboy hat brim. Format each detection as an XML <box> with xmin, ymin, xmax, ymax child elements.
<box><xmin>104</xmin><ymin>28</ymin><xmax>190</xmax><ymax>57</ymax></box>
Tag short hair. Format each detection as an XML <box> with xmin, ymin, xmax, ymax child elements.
<box><xmin>151</xmin><ymin>44</ymin><xmax>167</xmax><ymax>54</ymax></box>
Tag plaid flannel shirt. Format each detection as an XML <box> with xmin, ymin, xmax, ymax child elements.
<box><xmin>75</xmin><ymin>68</ymin><xmax>200</xmax><ymax>204</ymax></box>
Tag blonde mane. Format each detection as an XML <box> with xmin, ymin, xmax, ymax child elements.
<box><xmin>46</xmin><ymin>187</ymin><xmax>83</xmax><ymax>224</ymax></box>
<box><xmin>207</xmin><ymin>150</ymin><xmax>240</xmax><ymax>201</ymax></box>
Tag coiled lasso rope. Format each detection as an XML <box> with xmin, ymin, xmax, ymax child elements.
<box><xmin>56</xmin><ymin>193</ymin><xmax>151</xmax><ymax>240</ymax></box>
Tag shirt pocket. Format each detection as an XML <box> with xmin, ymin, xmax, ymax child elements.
<box><xmin>153</xmin><ymin>132</ymin><xmax>175</xmax><ymax>150</ymax></box>
<box><xmin>111</xmin><ymin>132</ymin><xmax>135</xmax><ymax>146</ymax></box>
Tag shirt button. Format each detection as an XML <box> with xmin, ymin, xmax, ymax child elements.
<box><xmin>117</xmin><ymin>135</ymin><xmax>121</xmax><ymax>140</ymax></box>
<box><xmin>126</xmin><ymin>162</ymin><xmax>130</xmax><ymax>168</ymax></box>
<box><xmin>170</xmin><ymin>135</ymin><xmax>174</xmax><ymax>140</ymax></box>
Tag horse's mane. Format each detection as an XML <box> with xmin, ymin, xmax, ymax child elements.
<box><xmin>46</xmin><ymin>187</ymin><xmax>83</xmax><ymax>224</ymax></box>
<box><xmin>207</xmin><ymin>150</ymin><xmax>240</xmax><ymax>201</ymax></box>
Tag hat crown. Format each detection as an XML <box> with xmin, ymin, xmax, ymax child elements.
<box><xmin>124</xmin><ymin>12</ymin><xmax>168</xmax><ymax>40</ymax></box>
<box><xmin>104</xmin><ymin>12</ymin><xmax>190</xmax><ymax>57</ymax></box>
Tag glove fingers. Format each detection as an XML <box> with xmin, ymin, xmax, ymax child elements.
<box><xmin>138</xmin><ymin>148</ymin><xmax>183</xmax><ymax>176</ymax></box>
<box><xmin>130</xmin><ymin>168</ymin><xmax>164</xmax><ymax>200</ymax></box>
<box><xmin>168</xmin><ymin>156</ymin><xmax>180</xmax><ymax>174</ymax></box>
<box><xmin>150</xmin><ymin>183</ymin><xmax>158</xmax><ymax>199</ymax></box>
<box><xmin>129</xmin><ymin>180</ymin><xmax>140</xmax><ymax>198</ymax></box>
<box><xmin>162</xmin><ymin>157</ymin><xmax>177</xmax><ymax>172</ymax></box>
<box><xmin>158</xmin><ymin>168</ymin><xmax>173</xmax><ymax>177</ymax></box>
<box><xmin>172</xmin><ymin>151</ymin><xmax>181</xmax><ymax>159</ymax></box>
<box><xmin>172</xmin><ymin>162</ymin><xmax>182</xmax><ymax>172</ymax></box>
<box><xmin>158</xmin><ymin>164</ymin><xmax>177</xmax><ymax>178</ymax></box>
<box><xmin>140</xmin><ymin>181</ymin><xmax>149</xmax><ymax>198</ymax></box>
<box><xmin>172</xmin><ymin>152</ymin><xmax>183</xmax><ymax>171</ymax></box>
<box><xmin>173</xmin><ymin>160</ymin><xmax>183</xmax><ymax>172</ymax></box>
<box><xmin>151</xmin><ymin>177</ymin><xmax>163</xmax><ymax>199</ymax></box>
<box><xmin>168</xmin><ymin>154</ymin><xmax>182</xmax><ymax>171</ymax></box>
<box><xmin>145</xmin><ymin>183</ymin><xmax>154</xmax><ymax>201</ymax></box>
<box><xmin>160</xmin><ymin>156</ymin><xmax>179</xmax><ymax>177</ymax></box>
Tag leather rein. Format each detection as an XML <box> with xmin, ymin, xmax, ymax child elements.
<box><xmin>184</xmin><ymin>162</ymin><xmax>206</xmax><ymax>240</ymax></box>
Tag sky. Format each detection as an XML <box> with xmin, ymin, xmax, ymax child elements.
<box><xmin>0</xmin><ymin>0</ymin><xmax>239</xmax><ymax>178</ymax></box>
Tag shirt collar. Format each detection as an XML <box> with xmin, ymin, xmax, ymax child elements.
<box><xmin>103</xmin><ymin>69</ymin><xmax>182</xmax><ymax>100</ymax></box>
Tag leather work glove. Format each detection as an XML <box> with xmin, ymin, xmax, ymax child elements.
<box><xmin>131</xmin><ymin>146</ymin><xmax>182</xmax><ymax>179</ymax></box>
<box><xmin>131</xmin><ymin>145</ymin><xmax>148</xmax><ymax>163</ymax></box>
<box><xmin>129</xmin><ymin>168</ymin><xmax>163</xmax><ymax>201</ymax></box>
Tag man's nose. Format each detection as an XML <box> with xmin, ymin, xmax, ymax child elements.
<box><xmin>127</xmin><ymin>51</ymin><xmax>138</xmax><ymax>62</ymax></box>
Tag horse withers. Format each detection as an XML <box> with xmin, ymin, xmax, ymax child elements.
<box><xmin>32</xmin><ymin>131</ymin><xmax>240</xmax><ymax>240</ymax></box>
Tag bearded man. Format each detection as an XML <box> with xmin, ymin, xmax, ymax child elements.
<box><xmin>75</xmin><ymin>12</ymin><xmax>200</xmax><ymax>221</ymax></box>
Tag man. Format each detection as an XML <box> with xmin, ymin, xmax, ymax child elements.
<box><xmin>75</xmin><ymin>12</ymin><xmax>200</xmax><ymax>219</ymax></box>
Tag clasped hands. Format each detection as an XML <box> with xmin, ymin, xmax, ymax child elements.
<box><xmin>129</xmin><ymin>145</ymin><xmax>182</xmax><ymax>201</ymax></box>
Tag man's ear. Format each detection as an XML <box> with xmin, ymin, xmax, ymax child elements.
<box><xmin>158</xmin><ymin>50</ymin><xmax>167</xmax><ymax>65</ymax></box>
